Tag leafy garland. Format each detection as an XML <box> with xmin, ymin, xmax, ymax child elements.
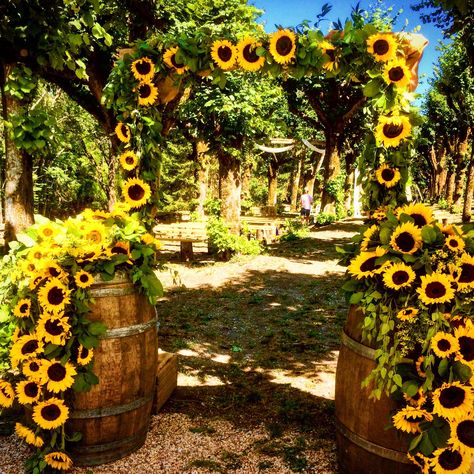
<box><xmin>338</xmin><ymin>204</ymin><xmax>474</xmax><ymax>473</ymax></box>
<box><xmin>0</xmin><ymin>208</ymin><xmax>162</xmax><ymax>473</ymax></box>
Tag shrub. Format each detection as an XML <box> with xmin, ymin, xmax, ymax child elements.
<box><xmin>437</xmin><ymin>197</ymin><xmax>449</xmax><ymax>210</ymax></box>
<box><xmin>204</xmin><ymin>198</ymin><xmax>221</xmax><ymax>217</ymax></box>
<box><xmin>315</xmin><ymin>213</ymin><xmax>337</xmax><ymax>226</ymax></box>
<box><xmin>279</xmin><ymin>219</ymin><xmax>310</xmax><ymax>242</ymax></box>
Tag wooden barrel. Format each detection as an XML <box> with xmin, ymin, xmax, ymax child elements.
<box><xmin>335</xmin><ymin>305</ymin><xmax>417</xmax><ymax>474</ymax></box>
<box><xmin>68</xmin><ymin>274</ymin><xmax>158</xmax><ymax>466</ymax></box>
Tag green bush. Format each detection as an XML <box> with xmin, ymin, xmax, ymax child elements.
<box><xmin>437</xmin><ymin>197</ymin><xmax>449</xmax><ymax>210</ymax></box>
<box><xmin>206</xmin><ymin>217</ymin><xmax>262</xmax><ymax>259</ymax></box>
<box><xmin>279</xmin><ymin>219</ymin><xmax>310</xmax><ymax>241</ymax></box>
<box><xmin>204</xmin><ymin>198</ymin><xmax>221</xmax><ymax>217</ymax></box>
<box><xmin>315</xmin><ymin>213</ymin><xmax>337</xmax><ymax>225</ymax></box>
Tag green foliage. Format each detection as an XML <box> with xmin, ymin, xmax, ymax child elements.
<box><xmin>279</xmin><ymin>219</ymin><xmax>310</xmax><ymax>242</ymax></box>
<box><xmin>204</xmin><ymin>198</ymin><xmax>222</xmax><ymax>217</ymax></box>
<box><xmin>315</xmin><ymin>213</ymin><xmax>337</xmax><ymax>225</ymax></box>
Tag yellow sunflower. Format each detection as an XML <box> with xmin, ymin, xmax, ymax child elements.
<box><xmin>347</xmin><ymin>247</ymin><xmax>388</xmax><ymax>279</ymax></box>
<box><xmin>455</xmin><ymin>325</ymin><xmax>474</xmax><ymax>369</ymax></box>
<box><xmin>383</xmin><ymin>59</ymin><xmax>412</xmax><ymax>88</ymax></box>
<box><xmin>211</xmin><ymin>39</ymin><xmax>237</xmax><ymax>70</ymax></box>
<box><xmin>122</xmin><ymin>178</ymin><xmax>151</xmax><ymax>208</ymax></box>
<box><xmin>397</xmin><ymin>307</ymin><xmax>419</xmax><ymax>321</ymax></box>
<box><xmin>108</xmin><ymin>241</ymin><xmax>132</xmax><ymax>260</ymax></box>
<box><xmin>163</xmin><ymin>46</ymin><xmax>188</xmax><ymax>74</ymax></box>
<box><xmin>28</xmin><ymin>245</ymin><xmax>46</xmax><ymax>262</ymax></box>
<box><xmin>74</xmin><ymin>270</ymin><xmax>94</xmax><ymax>289</ymax></box>
<box><xmin>236</xmin><ymin>37</ymin><xmax>266</xmax><ymax>71</ymax></box>
<box><xmin>29</xmin><ymin>272</ymin><xmax>44</xmax><ymax>290</ymax></box>
<box><xmin>40</xmin><ymin>359</ymin><xmax>77</xmax><ymax>393</ymax></box>
<box><xmin>382</xmin><ymin>262</ymin><xmax>416</xmax><ymax>290</ymax></box>
<box><xmin>44</xmin><ymin>452</ymin><xmax>73</xmax><ymax>471</ymax></box>
<box><xmin>141</xmin><ymin>233</ymin><xmax>155</xmax><ymax>245</ymax></box>
<box><xmin>84</xmin><ymin>222</ymin><xmax>107</xmax><ymax>245</ymax></box>
<box><xmin>32</xmin><ymin>397</ymin><xmax>69</xmax><ymax>430</ymax></box>
<box><xmin>13</xmin><ymin>298</ymin><xmax>31</xmax><ymax>319</ymax></box>
<box><xmin>397</xmin><ymin>203</ymin><xmax>433</xmax><ymax>228</ymax></box>
<box><xmin>131</xmin><ymin>56</ymin><xmax>155</xmax><ymax>82</ymax></box>
<box><xmin>16</xmin><ymin>380</ymin><xmax>42</xmax><ymax>405</ymax></box>
<box><xmin>404</xmin><ymin>388</ymin><xmax>427</xmax><ymax>407</ymax></box>
<box><xmin>320</xmin><ymin>40</ymin><xmax>338</xmax><ymax>71</ymax></box>
<box><xmin>269</xmin><ymin>29</ymin><xmax>297</xmax><ymax>64</ymax></box>
<box><xmin>432</xmin><ymin>381</ymin><xmax>474</xmax><ymax>420</ymax></box>
<box><xmin>375</xmin><ymin>115</ymin><xmax>412</xmax><ymax>148</ymax></box>
<box><xmin>366</xmin><ymin>33</ymin><xmax>398</xmax><ymax>62</ymax></box>
<box><xmin>137</xmin><ymin>80</ymin><xmax>159</xmax><ymax>106</ymax></box>
<box><xmin>75</xmin><ymin>245</ymin><xmax>104</xmax><ymax>263</ymax></box>
<box><xmin>439</xmin><ymin>223</ymin><xmax>463</xmax><ymax>238</ymax></box>
<box><xmin>111</xmin><ymin>201</ymin><xmax>131</xmax><ymax>218</ymax></box>
<box><xmin>74</xmin><ymin>344</ymin><xmax>94</xmax><ymax>366</ymax></box>
<box><xmin>22</xmin><ymin>358</ymin><xmax>44</xmax><ymax>382</ymax></box>
<box><xmin>392</xmin><ymin>406</ymin><xmax>433</xmax><ymax>434</ymax></box>
<box><xmin>390</xmin><ymin>221</ymin><xmax>422</xmax><ymax>254</ymax></box>
<box><xmin>445</xmin><ymin>234</ymin><xmax>465</xmax><ymax>253</ymax></box>
<box><xmin>430</xmin><ymin>446</ymin><xmax>471</xmax><ymax>474</ymax></box>
<box><xmin>36</xmin><ymin>313</ymin><xmax>71</xmax><ymax>346</ymax></box>
<box><xmin>0</xmin><ymin>380</ymin><xmax>15</xmax><ymax>408</ymax></box>
<box><xmin>42</xmin><ymin>261</ymin><xmax>68</xmax><ymax>281</ymax></box>
<box><xmin>371</xmin><ymin>205</ymin><xmax>388</xmax><ymax>221</ymax></box>
<box><xmin>37</xmin><ymin>222</ymin><xmax>60</xmax><ymax>241</ymax></box>
<box><xmin>375</xmin><ymin>164</ymin><xmax>401</xmax><ymax>188</ymax></box>
<box><xmin>10</xmin><ymin>335</ymin><xmax>44</xmax><ymax>368</ymax></box>
<box><xmin>456</xmin><ymin>254</ymin><xmax>474</xmax><ymax>290</ymax></box>
<box><xmin>431</xmin><ymin>332</ymin><xmax>460</xmax><ymax>358</ymax></box>
<box><xmin>38</xmin><ymin>278</ymin><xmax>71</xmax><ymax>314</ymax></box>
<box><xmin>115</xmin><ymin>122</ymin><xmax>131</xmax><ymax>143</ymax></box>
<box><xmin>360</xmin><ymin>224</ymin><xmax>379</xmax><ymax>251</ymax></box>
<box><xmin>417</xmin><ymin>273</ymin><xmax>455</xmax><ymax>305</ymax></box>
<box><xmin>15</xmin><ymin>422</ymin><xmax>44</xmax><ymax>448</ymax></box>
<box><xmin>407</xmin><ymin>452</ymin><xmax>430</xmax><ymax>474</ymax></box>
<box><xmin>119</xmin><ymin>150</ymin><xmax>139</xmax><ymax>171</ymax></box>
<box><xmin>416</xmin><ymin>355</ymin><xmax>427</xmax><ymax>378</ymax></box>
<box><xmin>449</xmin><ymin>415</ymin><xmax>474</xmax><ymax>456</ymax></box>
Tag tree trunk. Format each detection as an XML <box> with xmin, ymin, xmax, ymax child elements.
<box><xmin>321</xmin><ymin>127</ymin><xmax>341</xmax><ymax>213</ymax></box>
<box><xmin>241</xmin><ymin>162</ymin><xmax>252</xmax><ymax>201</ymax></box>
<box><xmin>446</xmin><ymin>169</ymin><xmax>456</xmax><ymax>205</ymax></box>
<box><xmin>267</xmin><ymin>158</ymin><xmax>278</xmax><ymax>207</ymax></box>
<box><xmin>453</xmin><ymin>131</ymin><xmax>470</xmax><ymax>207</ymax></box>
<box><xmin>435</xmin><ymin>147</ymin><xmax>448</xmax><ymax>198</ymax></box>
<box><xmin>462</xmin><ymin>141</ymin><xmax>474</xmax><ymax>223</ymax></box>
<box><xmin>290</xmin><ymin>157</ymin><xmax>303</xmax><ymax>212</ymax></box>
<box><xmin>218</xmin><ymin>148</ymin><xmax>241</xmax><ymax>233</ymax></box>
<box><xmin>195</xmin><ymin>140</ymin><xmax>209</xmax><ymax>219</ymax></box>
<box><xmin>2</xmin><ymin>62</ymin><xmax>34</xmax><ymax>244</ymax></box>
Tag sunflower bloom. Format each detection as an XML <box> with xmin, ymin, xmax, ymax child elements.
<box><xmin>10</xmin><ymin>335</ymin><xmax>44</xmax><ymax>368</ymax></box>
<box><xmin>137</xmin><ymin>81</ymin><xmax>159</xmax><ymax>106</ymax></box>
<box><xmin>211</xmin><ymin>40</ymin><xmax>237</xmax><ymax>70</ymax></box>
<box><xmin>457</xmin><ymin>253</ymin><xmax>474</xmax><ymax>290</ymax></box>
<box><xmin>449</xmin><ymin>415</ymin><xmax>474</xmax><ymax>456</ymax></box>
<box><xmin>383</xmin><ymin>59</ymin><xmax>411</xmax><ymax>88</ymax></box>
<box><xmin>108</xmin><ymin>241</ymin><xmax>132</xmax><ymax>260</ymax></box>
<box><xmin>131</xmin><ymin>57</ymin><xmax>155</xmax><ymax>82</ymax></box>
<box><xmin>347</xmin><ymin>247</ymin><xmax>388</xmax><ymax>279</ymax></box>
<box><xmin>163</xmin><ymin>46</ymin><xmax>188</xmax><ymax>74</ymax></box>
<box><xmin>432</xmin><ymin>381</ymin><xmax>473</xmax><ymax>420</ymax></box>
<box><xmin>119</xmin><ymin>150</ymin><xmax>139</xmax><ymax>171</ymax></box>
<box><xmin>269</xmin><ymin>29</ymin><xmax>297</xmax><ymax>64</ymax></box>
<box><xmin>74</xmin><ymin>344</ymin><xmax>94</xmax><ymax>366</ymax></box>
<box><xmin>38</xmin><ymin>278</ymin><xmax>71</xmax><ymax>314</ymax></box>
<box><xmin>32</xmin><ymin>397</ymin><xmax>69</xmax><ymax>430</ymax></box>
<box><xmin>415</xmin><ymin>355</ymin><xmax>427</xmax><ymax>378</ymax></box>
<box><xmin>407</xmin><ymin>452</ymin><xmax>430</xmax><ymax>474</ymax></box>
<box><xmin>22</xmin><ymin>358</ymin><xmax>44</xmax><ymax>382</ymax></box>
<box><xmin>115</xmin><ymin>122</ymin><xmax>131</xmax><ymax>143</ymax></box>
<box><xmin>84</xmin><ymin>222</ymin><xmax>107</xmax><ymax>245</ymax></box>
<box><xmin>74</xmin><ymin>270</ymin><xmax>94</xmax><ymax>289</ymax></box>
<box><xmin>237</xmin><ymin>37</ymin><xmax>266</xmax><ymax>71</ymax></box>
<box><xmin>454</xmin><ymin>325</ymin><xmax>474</xmax><ymax>369</ymax></box>
<box><xmin>397</xmin><ymin>307</ymin><xmax>419</xmax><ymax>321</ymax></box>
<box><xmin>13</xmin><ymin>298</ymin><xmax>31</xmax><ymax>319</ymax></box>
<box><xmin>367</xmin><ymin>33</ymin><xmax>398</xmax><ymax>62</ymax></box>
<box><xmin>16</xmin><ymin>380</ymin><xmax>42</xmax><ymax>405</ymax></box>
<box><xmin>390</xmin><ymin>221</ymin><xmax>422</xmax><ymax>254</ymax></box>
<box><xmin>397</xmin><ymin>203</ymin><xmax>433</xmax><ymax>228</ymax></box>
<box><xmin>430</xmin><ymin>446</ymin><xmax>471</xmax><ymax>474</ymax></box>
<box><xmin>375</xmin><ymin>115</ymin><xmax>412</xmax><ymax>148</ymax></box>
<box><xmin>445</xmin><ymin>234</ymin><xmax>465</xmax><ymax>253</ymax></box>
<box><xmin>403</xmin><ymin>388</ymin><xmax>426</xmax><ymax>408</ymax></box>
<box><xmin>44</xmin><ymin>451</ymin><xmax>73</xmax><ymax>471</ymax></box>
<box><xmin>122</xmin><ymin>178</ymin><xmax>152</xmax><ymax>208</ymax></box>
<box><xmin>40</xmin><ymin>359</ymin><xmax>77</xmax><ymax>393</ymax></box>
<box><xmin>0</xmin><ymin>380</ymin><xmax>15</xmax><ymax>408</ymax></box>
<box><xmin>320</xmin><ymin>40</ymin><xmax>338</xmax><ymax>71</ymax></box>
<box><xmin>392</xmin><ymin>406</ymin><xmax>433</xmax><ymax>434</ymax></box>
<box><xmin>375</xmin><ymin>164</ymin><xmax>401</xmax><ymax>188</ymax></box>
<box><xmin>15</xmin><ymin>422</ymin><xmax>44</xmax><ymax>448</ymax></box>
<box><xmin>417</xmin><ymin>273</ymin><xmax>455</xmax><ymax>305</ymax></box>
<box><xmin>431</xmin><ymin>332</ymin><xmax>460</xmax><ymax>358</ymax></box>
<box><xmin>360</xmin><ymin>224</ymin><xmax>379</xmax><ymax>251</ymax></box>
<box><xmin>36</xmin><ymin>313</ymin><xmax>71</xmax><ymax>346</ymax></box>
<box><xmin>42</xmin><ymin>261</ymin><xmax>68</xmax><ymax>281</ymax></box>
<box><xmin>382</xmin><ymin>262</ymin><xmax>416</xmax><ymax>290</ymax></box>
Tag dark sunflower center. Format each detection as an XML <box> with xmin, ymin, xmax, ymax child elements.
<box><xmin>22</xmin><ymin>340</ymin><xmax>39</xmax><ymax>355</ymax></box>
<box><xmin>395</xmin><ymin>232</ymin><xmax>415</xmax><ymax>252</ymax></box>
<box><xmin>403</xmin><ymin>309</ymin><xmax>414</xmax><ymax>316</ymax></box>
<box><xmin>136</xmin><ymin>60</ymin><xmax>151</xmax><ymax>75</ymax></box>
<box><xmin>139</xmin><ymin>83</ymin><xmax>152</xmax><ymax>98</ymax></box>
<box><xmin>459</xmin><ymin>263</ymin><xmax>474</xmax><ymax>283</ymax></box>
<box><xmin>19</xmin><ymin>303</ymin><xmax>29</xmax><ymax>313</ymax></box>
<box><xmin>243</xmin><ymin>44</ymin><xmax>259</xmax><ymax>63</ymax></box>
<box><xmin>80</xmin><ymin>347</ymin><xmax>89</xmax><ymax>359</ymax></box>
<box><xmin>438</xmin><ymin>449</ymin><xmax>462</xmax><ymax>470</ymax></box>
<box><xmin>79</xmin><ymin>274</ymin><xmax>89</xmax><ymax>283</ymax></box>
<box><xmin>120</xmin><ymin>124</ymin><xmax>129</xmax><ymax>138</ymax></box>
<box><xmin>47</xmin><ymin>287</ymin><xmax>64</xmax><ymax>306</ymax></box>
<box><xmin>360</xmin><ymin>256</ymin><xmax>378</xmax><ymax>272</ymax></box>
<box><xmin>49</xmin><ymin>267</ymin><xmax>61</xmax><ymax>278</ymax></box>
<box><xmin>41</xmin><ymin>404</ymin><xmax>61</xmax><ymax>421</ymax></box>
<box><xmin>43</xmin><ymin>228</ymin><xmax>53</xmax><ymax>237</ymax></box>
<box><xmin>276</xmin><ymin>36</ymin><xmax>293</xmax><ymax>56</ymax></box>
<box><xmin>373</xmin><ymin>39</ymin><xmax>389</xmax><ymax>55</ymax></box>
<box><xmin>0</xmin><ymin>386</ymin><xmax>11</xmax><ymax>397</ymax></box>
<box><xmin>325</xmin><ymin>49</ymin><xmax>336</xmax><ymax>62</ymax></box>
<box><xmin>437</xmin><ymin>339</ymin><xmax>451</xmax><ymax>352</ymax></box>
<box><xmin>458</xmin><ymin>336</ymin><xmax>474</xmax><ymax>362</ymax></box>
<box><xmin>406</xmin><ymin>415</ymin><xmax>425</xmax><ymax>423</ymax></box>
<box><xmin>48</xmin><ymin>363</ymin><xmax>66</xmax><ymax>382</ymax></box>
<box><xmin>29</xmin><ymin>361</ymin><xmax>40</xmax><ymax>372</ymax></box>
<box><xmin>24</xmin><ymin>382</ymin><xmax>39</xmax><ymax>398</ymax></box>
<box><xmin>45</xmin><ymin>319</ymin><xmax>63</xmax><ymax>336</ymax></box>
<box><xmin>82</xmin><ymin>251</ymin><xmax>96</xmax><ymax>260</ymax></box>
<box><xmin>410</xmin><ymin>213</ymin><xmax>427</xmax><ymax>227</ymax></box>
<box><xmin>52</xmin><ymin>454</ymin><xmax>64</xmax><ymax>462</ymax></box>
<box><xmin>425</xmin><ymin>281</ymin><xmax>447</xmax><ymax>299</ymax></box>
<box><xmin>383</xmin><ymin>123</ymin><xmax>404</xmax><ymax>139</ymax></box>
<box><xmin>381</xmin><ymin>168</ymin><xmax>395</xmax><ymax>181</ymax></box>
<box><xmin>392</xmin><ymin>270</ymin><xmax>409</xmax><ymax>285</ymax></box>
<box><xmin>457</xmin><ymin>420</ymin><xmax>474</xmax><ymax>448</ymax></box>
<box><xmin>128</xmin><ymin>184</ymin><xmax>146</xmax><ymax>201</ymax></box>
<box><xmin>218</xmin><ymin>45</ymin><xmax>233</xmax><ymax>62</ymax></box>
<box><xmin>170</xmin><ymin>53</ymin><xmax>184</xmax><ymax>68</ymax></box>
<box><xmin>388</xmin><ymin>66</ymin><xmax>404</xmax><ymax>82</ymax></box>
<box><xmin>448</xmin><ymin>238</ymin><xmax>459</xmax><ymax>248</ymax></box>
<box><xmin>125</xmin><ymin>156</ymin><xmax>135</xmax><ymax>165</ymax></box>
<box><xmin>112</xmin><ymin>246</ymin><xmax>128</xmax><ymax>255</ymax></box>
<box><xmin>439</xmin><ymin>386</ymin><xmax>465</xmax><ymax>408</ymax></box>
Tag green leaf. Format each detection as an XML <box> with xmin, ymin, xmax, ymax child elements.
<box><xmin>408</xmin><ymin>433</ymin><xmax>423</xmax><ymax>452</ymax></box>
<box><xmin>44</xmin><ymin>343</ymin><xmax>59</xmax><ymax>355</ymax></box>
<box><xmin>419</xmin><ymin>432</ymin><xmax>435</xmax><ymax>456</ymax></box>
<box><xmin>421</xmin><ymin>226</ymin><xmax>437</xmax><ymax>244</ymax></box>
<box><xmin>342</xmin><ymin>279</ymin><xmax>359</xmax><ymax>292</ymax></box>
<box><xmin>363</xmin><ymin>79</ymin><xmax>382</xmax><ymax>98</ymax></box>
<box><xmin>88</xmin><ymin>321</ymin><xmax>107</xmax><ymax>336</ymax></box>
<box><xmin>349</xmin><ymin>292</ymin><xmax>363</xmax><ymax>304</ymax></box>
<box><xmin>79</xmin><ymin>334</ymin><xmax>99</xmax><ymax>349</ymax></box>
<box><xmin>438</xmin><ymin>358</ymin><xmax>449</xmax><ymax>377</ymax></box>
<box><xmin>402</xmin><ymin>380</ymin><xmax>419</xmax><ymax>397</ymax></box>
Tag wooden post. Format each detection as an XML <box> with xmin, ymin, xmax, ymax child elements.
<box><xmin>180</xmin><ymin>241</ymin><xmax>194</xmax><ymax>261</ymax></box>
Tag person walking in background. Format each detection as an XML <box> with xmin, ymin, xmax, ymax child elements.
<box><xmin>300</xmin><ymin>189</ymin><xmax>313</xmax><ymax>225</ymax></box>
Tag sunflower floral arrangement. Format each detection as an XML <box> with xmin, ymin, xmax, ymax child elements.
<box><xmin>339</xmin><ymin>202</ymin><xmax>474</xmax><ymax>473</ymax></box>
<box><xmin>0</xmin><ymin>206</ymin><xmax>162</xmax><ymax>473</ymax></box>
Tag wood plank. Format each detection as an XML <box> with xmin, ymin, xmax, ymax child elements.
<box><xmin>152</xmin><ymin>350</ymin><xmax>178</xmax><ymax>414</ymax></box>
